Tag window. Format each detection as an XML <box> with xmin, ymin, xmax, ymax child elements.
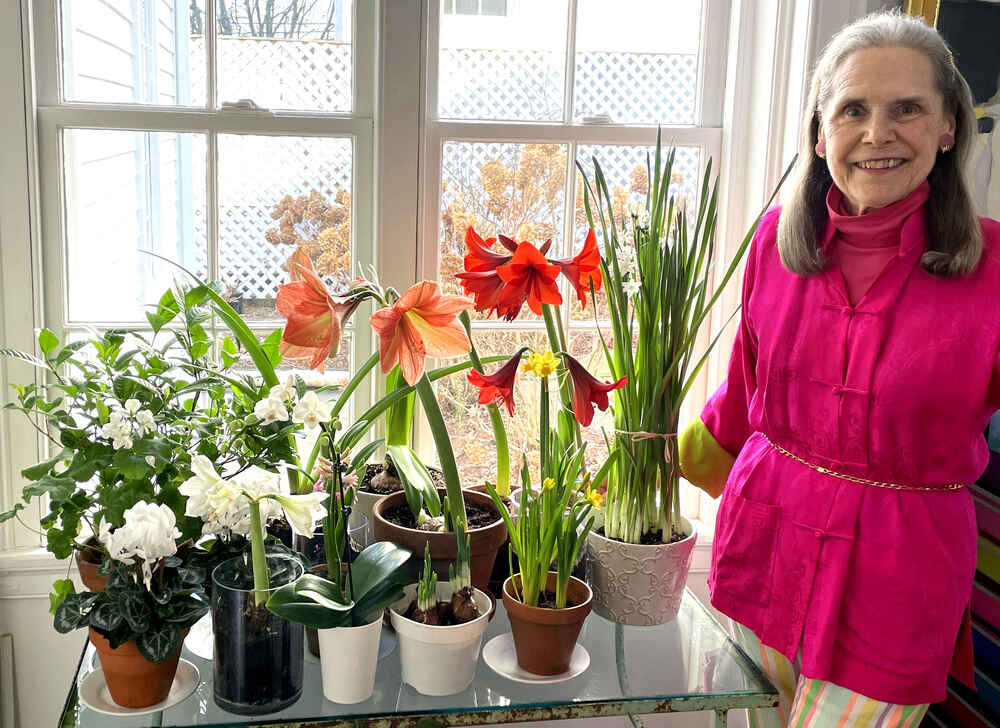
<box><xmin>444</xmin><ymin>0</ymin><xmax>509</xmax><ymax>17</ymax></box>
<box><xmin>422</xmin><ymin>0</ymin><xmax>728</xmax><ymax>524</ymax></box>
<box><xmin>35</xmin><ymin>0</ymin><xmax>374</xmax><ymax>388</ymax></box>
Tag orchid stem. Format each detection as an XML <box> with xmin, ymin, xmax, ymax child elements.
<box><xmin>248</xmin><ymin>501</ymin><xmax>270</xmax><ymax>607</ymax></box>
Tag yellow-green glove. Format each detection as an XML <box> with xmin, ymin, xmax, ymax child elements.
<box><xmin>678</xmin><ymin>419</ymin><xmax>735</xmax><ymax>499</ymax></box>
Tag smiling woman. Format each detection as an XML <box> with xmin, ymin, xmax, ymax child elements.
<box><xmin>677</xmin><ymin>10</ymin><xmax>1000</xmax><ymax>728</ymax></box>
<box><xmin>818</xmin><ymin>46</ymin><xmax>955</xmax><ymax>215</ymax></box>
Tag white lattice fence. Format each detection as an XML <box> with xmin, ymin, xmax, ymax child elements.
<box><xmin>439</xmin><ymin>48</ymin><xmax>697</xmax><ymax>123</ymax></box>
<box><xmin>189</xmin><ymin>36</ymin><xmax>352</xmax><ymax>111</ymax></box>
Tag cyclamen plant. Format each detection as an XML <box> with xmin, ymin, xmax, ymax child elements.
<box><xmin>53</xmin><ymin>501</ymin><xmax>209</xmax><ymax>664</ymax></box>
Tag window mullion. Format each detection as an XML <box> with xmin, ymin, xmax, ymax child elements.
<box><xmin>206</xmin><ymin>0</ymin><xmax>217</xmax><ymax>110</ymax></box>
<box><xmin>561</xmin><ymin>0</ymin><xmax>579</xmax><ymax>125</ymax></box>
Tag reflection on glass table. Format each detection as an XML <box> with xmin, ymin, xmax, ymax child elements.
<box><xmin>60</xmin><ymin>586</ymin><xmax>777</xmax><ymax>728</ymax></box>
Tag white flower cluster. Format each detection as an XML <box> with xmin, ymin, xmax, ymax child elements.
<box><xmin>98</xmin><ymin>501</ymin><xmax>181</xmax><ymax>588</ymax></box>
<box><xmin>179</xmin><ymin>455</ymin><xmax>326</xmax><ymax>538</ymax></box>
<box><xmin>616</xmin><ymin>243</ymin><xmax>642</xmax><ymax>298</ymax></box>
<box><xmin>629</xmin><ymin>201</ymin><xmax>651</xmax><ymax>231</ymax></box>
<box><xmin>100</xmin><ymin>398</ymin><xmax>156</xmax><ymax>451</ymax></box>
<box><xmin>252</xmin><ymin>376</ymin><xmax>332</xmax><ymax>430</ymax></box>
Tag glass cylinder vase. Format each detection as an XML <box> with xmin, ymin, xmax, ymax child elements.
<box><xmin>211</xmin><ymin>553</ymin><xmax>305</xmax><ymax>715</ymax></box>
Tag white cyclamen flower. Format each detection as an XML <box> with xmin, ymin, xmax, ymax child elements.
<box><xmin>291</xmin><ymin>391</ymin><xmax>332</xmax><ymax>430</ymax></box>
<box><xmin>134</xmin><ymin>409</ymin><xmax>156</xmax><ymax>436</ymax></box>
<box><xmin>268</xmin><ymin>375</ymin><xmax>297</xmax><ymax>403</ymax></box>
<box><xmin>123</xmin><ymin>398</ymin><xmax>142</xmax><ymax>416</ymax></box>
<box><xmin>623</xmin><ymin>279</ymin><xmax>642</xmax><ymax>298</ymax></box>
<box><xmin>254</xmin><ymin>396</ymin><xmax>289</xmax><ymax>424</ymax></box>
<box><xmin>100</xmin><ymin>501</ymin><xmax>180</xmax><ymax>588</ymax></box>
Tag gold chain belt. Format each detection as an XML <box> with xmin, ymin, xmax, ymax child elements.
<box><xmin>761</xmin><ymin>433</ymin><xmax>966</xmax><ymax>492</ymax></box>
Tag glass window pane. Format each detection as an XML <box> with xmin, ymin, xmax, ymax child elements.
<box><xmin>481</xmin><ymin>0</ymin><xmax>508</xmax><ymax>17</ymax></box>
<box><xmin>218</xmin><ymin>135</ymin><xmax>353</xmax><ymax>322</ymax></box>
<box><xmin>438</xmin><ymin>0</ymin><xmax>568</xmax><ymax>121</ymax></box>
<box><xmin>437</xmin><ymin>329</ymin><xmax>556</xmax><ymax>488</ymax></box>
<box><xmin>440</xmin><ymin>141</ymin><xmax>567</xmax><ymax>322</ymax></box>
<box><xmin>574</xmin><ymin>0</ymin><xmax>702</xmax><ymax>124</ymax></box>
<box><xmin>216</xmin><ymin>1</ymin><xmax>353</xmax><ymax>112</ymax></box>
<box><xmin>63</xmin><ymin>130</ymin><xmax>207</xmax><ymax>322</ymax></box>
<box><xmin>456</xmin><ymin>0</ymin><xmax>479</xmax><ymax>13</ymax></box>
<box><xmin>572</xmin><ymin>144</ymin><xmax>701</xmax><ymax>321</ymax></box>
<box><xmin>232</xmin><ymin>331</ymin><xmax>352</xmax><ymax>390</ymax></box>
<box><xmin>62</xmin><ymin>0</ymin><xmax>206</xmax><ymax>106</ymax></box>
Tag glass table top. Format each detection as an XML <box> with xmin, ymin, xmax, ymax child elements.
<box><xmin>60</xmin><ymin>588</ymin><xmax>777</xmax><ymax>727</ymax></box>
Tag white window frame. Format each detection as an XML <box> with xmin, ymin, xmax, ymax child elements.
<box><xmin>0</xmin><ymin>0</ymin><xmax>380</xmax><ymax>551</ymax></box>
<box><xmin>415</xmin><ymin>0</ymin><xmax>730</xmax><ymax>525</ymax></box>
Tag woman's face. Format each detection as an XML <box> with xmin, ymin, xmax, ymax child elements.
<box><xmin>818</xmin><ymin>45</ymin><xmax>955</xmax><ymax>215</ymax></box>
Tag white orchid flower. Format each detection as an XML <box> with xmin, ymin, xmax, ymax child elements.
<box><xmin>268</xmin><ymin>375</ymin><xmax>297</xmax><ymax>403</ymax></box>
<box><xmin>291</xmin><ymin>391</ymin><xmax>332</xmax><ymax>430</ymax></box>
<box><xmin>123</xmin><ymin>398</ymin><xmax>142</xmax><ymax>416</ymax></box>
<box><xmin>254</xmin><ymin>396</ymin><xmax>289</xmax><ymax>423</ymax></box>
<box><xmin>267</xmin><ymin>492</ymin><xmax>328</xmax><ymax>538</ymax></box>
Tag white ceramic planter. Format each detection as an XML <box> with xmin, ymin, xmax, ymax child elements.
<box><xmin>388</xmin><ymin>582</ymin><xmax>492</xmax><ymax>696</ymax></box>
<box><xmin>586</xmin><ymin>516</ymin><xmax>697</xmax><ymax>626</ymax></box>
<box><xmin>316</xmin><ymin>615</ymin><xmax>383</xmax><ymax>704</ymax></box>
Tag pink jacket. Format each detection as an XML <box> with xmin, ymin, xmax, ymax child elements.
<box><xmin>703</xmin><ymin>203</ymin><xmax>1000</xmax><ymax>704</ymax></box>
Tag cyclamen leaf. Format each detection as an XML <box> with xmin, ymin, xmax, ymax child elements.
<box><xmin>89</xmin><ymin>600</ymin><xmax>124</xmax><ymax>633</ymax></box>
<box><xmin>54</xmin><ymin>592</ymin><xmax>98</xmax><ymax>633</ymax></box>
<box><xmin>137</xmin><ymin>623</ymin><xmax>181</xmax><ymax>664</ymax></box>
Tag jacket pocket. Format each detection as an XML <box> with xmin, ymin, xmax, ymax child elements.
<box><xmin>711</xmin><ymin>492</ymin><xmax>781</xmax><ymax>608</ymax></box>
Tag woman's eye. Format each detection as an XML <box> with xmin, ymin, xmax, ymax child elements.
<box><xmin>899</xmin><ymin>103</ymin><xmax>920</xmax><ymax>115</ymax></box>
<box><xmin>843</xmin><ymin>105</ymin><xmax>864</xmax><ymax>117</ymax></box>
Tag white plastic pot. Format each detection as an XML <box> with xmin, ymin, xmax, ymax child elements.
<box><xmin>316</xmin><ymin>614</ymin><xmax>383</xmax><ymax>704</ymax></box>
<box><xmin>388</xmin><ymin>582</ymin><xmax>491</xmax><ymax>696</ymax></box>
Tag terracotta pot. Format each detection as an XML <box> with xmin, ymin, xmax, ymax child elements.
<box><xmin>76</xmin><ymin>539</ymin><xmax>107</xmax><ymax>592</ymax></box>
<box><xmin>88</xmin><ymin>627</ymin><xmax>185</xmax><ymax>708</ymax></box>
<box><xmin>372</xmin><ymin>488</ymin><xmax>507</xmax><ymax>593</ymax></box>
<box><xmin>586</xmin><ymin>516</ymin><xmax>696</xmax><ymax>625</ymax></box>
<box><xmin>502</xmin><ymin>572</ymin><xmax>592</xmax><ymax>676</ymax></box>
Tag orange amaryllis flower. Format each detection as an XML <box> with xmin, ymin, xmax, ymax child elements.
<box><xmin>563</xmin><ymin>353</ymin><xmax>627</xmax><ymax>427</ymax></box>
<box><xmin>495</xmin><ymin>241</ymin><xmax>562</xmax><ymax>318</ymax></box>
<box><xmin>467</xmin><ymin>348</ymin><xmax>528</xmax><ymax>416</ymax></box>
<box><xmin>276</xmin><ymin>248</ymin><xmax>366</xmax><ymax>371</ymax></box>
<box><xmin>369</xmin><ymin>281</ymin><xmax>473</xmax><ymax>385</ymax></box>
<box><xmin>552</xmin><ymin>228</ymin><xmax>603</xmax><ymax>309</ymax></box>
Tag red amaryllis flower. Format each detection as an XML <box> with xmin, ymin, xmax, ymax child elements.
<box><xmin>552</xmin><ymin>228</ymin><xmax>603</xmax><ymax>309</ymax></box>
<box><xmin>467</xmin><ymin>348</ymin><xmax>528</xmax><ymax>416</ymax></box>
<box><xmin>276</xmin><ymin>248</ymin><xmax>366</xmax><ymax>371</ymax></box>
<box><xmin>495</xmin><ymin>241</ymin><xmax>562</xmax><ymax>317</ymax></box>
<box><xmin>369</xmin><ymin>281</ymin><xmax>473</xmax><ymax>385</ymax></box>
<box><xmin>563</xmin><ymin>353</ymin><xmax>627</xmax><ymax>426</ymax></box>
<box><xmin>456</xmin><ymin>228</ymin><xmax>553</xmax><ymax>318</ymax></box>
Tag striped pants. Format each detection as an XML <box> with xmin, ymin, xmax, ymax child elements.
<box><xmin>729</xmin><ymin>620</ymin><xmax>930</xmax><ymax>728</ymax></box>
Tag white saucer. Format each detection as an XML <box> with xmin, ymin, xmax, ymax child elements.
<box><xmin>79</xmin><ymin>659</ymin><xmax>200</xmax><ymax>716</ymax></box>
<box><xmin>482</xmin><ymin>633</ymin><xmax>589</xmax><ymax>684</ymax></box>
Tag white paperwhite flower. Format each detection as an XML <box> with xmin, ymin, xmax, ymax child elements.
<box><xmin>291</xmin><ymin>391</ymin><xmax>331</xmax><ymax>430</ymax></box>
<box><xmin>268</xmin><ymin>375</ymin><xmax>297</xmax><ymax>403</ymax></box>
<box><xmin>623</xmin><ymin>279</ymin><xmax>642</xmax><ymax>298</ymax></box>
<box><xmin>616</xmin><ymin>244</ymin><xmax>637</xmax><ymax>269</ymax></box>
<box><xmin>123</xmin><ymin>399</ymin><xmax>142</xmax><ymax>416</ymax></box>
<box><xmin>254</xmin><ymin>396</ymin><xmax>289</xmax><ymax>424</ymax></box>
<box><xmin>269</xmin><ymin>492</ymin><xmax>327</xmax><ymax>538</ymax></box>
<box><xmin>134</xmin><ymin>409</ymin><xmax>156</xmax><ymax>436</ymax></box>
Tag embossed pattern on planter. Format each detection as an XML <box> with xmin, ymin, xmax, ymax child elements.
<box><xmin>586</xmin><ymin>520</ymin><xmax>697</xmax><ymax>626</ymax></box>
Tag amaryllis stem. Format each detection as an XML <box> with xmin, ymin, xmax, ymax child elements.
<box><xmin>248</xmin><ymin>501</ymin><xmax>270</xmax><ymax>607</ymax></box>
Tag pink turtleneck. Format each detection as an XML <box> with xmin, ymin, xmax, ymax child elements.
<box><xmin>825</xmin><ymin>180</ymin><xmax>931</xmax><ymax>305</ymax></box>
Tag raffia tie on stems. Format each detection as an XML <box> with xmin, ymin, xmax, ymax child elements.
<box><xmin>616</xmin><ymin>430</ymin><xmax>679</xmax><ymax>464</ymax></box>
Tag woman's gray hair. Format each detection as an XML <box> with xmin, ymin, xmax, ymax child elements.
<box><xmin>777</xmin><ymin>10</ymin><xmax>982</xmax><ymax>277</ymax></box>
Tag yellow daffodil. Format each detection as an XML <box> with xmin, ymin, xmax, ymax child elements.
<box><xmin>522</xmin><ymin>350</ymin><xmax>558</xmax><ymax>378</ymax></box>
<box><xmin>584</xmin><ymin>485</ymin><xmax>604</xmax><ymax>510</ymax></box>
<box><xmin>542</xmin><ymin>477</ymin><xmax>556</xmax><ymax>491</ymax></box>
